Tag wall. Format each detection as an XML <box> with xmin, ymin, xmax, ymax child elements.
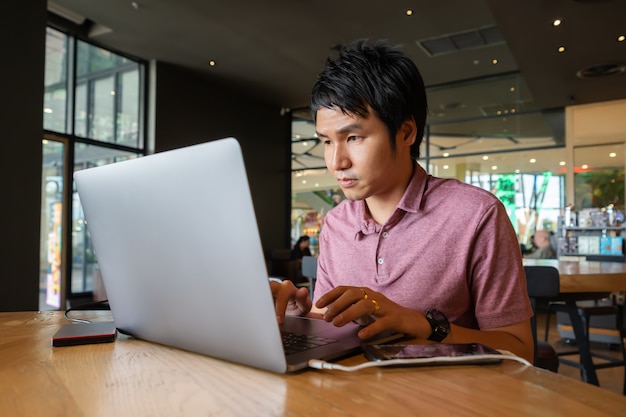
<box><xmin>153</xmin><ymin>62</ymin><xmax>291</xmax><ymax>256</ymax></box>
<box><xmin>0</xmin><ymin>1</ymin><xmax>47</xmax><ymax>310</ymax></box>
<box><xmin>564</xmin><ymin>99</ymin><xmax>626</xmax><ymax>206</ymax></box>
<box><xmin>568</xmin><ymin>99</ymin><xmax>626</xmax><ymax>146</ymax></box>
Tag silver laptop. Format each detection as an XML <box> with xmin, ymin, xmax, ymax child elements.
<box><xmin>74</xmin><ymin>137</ymin><xmax>397</xmax><ymax>373</ymax></box>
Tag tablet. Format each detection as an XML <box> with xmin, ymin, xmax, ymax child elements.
<box><xmin>362</xmin><ymin>343</ymin><xmax>502</xmax><ymax>365</ymax></box>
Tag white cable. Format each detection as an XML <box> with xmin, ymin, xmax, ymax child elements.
<box><xmin>308</xmin><ymin>354</ymin><xmax>532</xmax><ymax>371</ymax></box>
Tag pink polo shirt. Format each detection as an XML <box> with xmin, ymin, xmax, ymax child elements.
<box><xmin>313</xmin><ymin>163</ymin><xmax>532</xmax><ymax>330</ymax></box>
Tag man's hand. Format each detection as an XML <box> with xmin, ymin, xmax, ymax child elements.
<box><xmin>315</xmin><ymin>286</ymin><xmax>428</xmax><ymax>339</ymax></box>
<box><xmin>270</xmin><ymin>280</ymin><xmax>313</xmax><ymax>324</ymax></box>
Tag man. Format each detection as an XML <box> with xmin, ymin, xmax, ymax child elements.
<box><xmin>526</xmin><ymin>230</ymin><xmax>557</xmax><ymax>259</ymax></box>
<box><xmin>272</xmin><ymin>40</ymin><xmax>534</xmax><ymax>362</ymax></box>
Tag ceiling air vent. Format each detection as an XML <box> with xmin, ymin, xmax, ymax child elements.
<box><xmin>418</xmin><ymin>25</ymin><xmax>505</xmax><ymax>57</ymax></box>
<box><xmin>576</xmin><ymin>63</ymin><xmax>626</xmax><ymax>78</ymax></box>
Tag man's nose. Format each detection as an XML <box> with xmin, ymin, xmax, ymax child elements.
<box><xmin>327</xmin><ymin>144</ymin><xmax>350</xmax><ymax>171</ymax></box>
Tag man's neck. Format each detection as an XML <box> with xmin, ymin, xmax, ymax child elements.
<box><xmin>364</xmin><ymin>162</ymin><xmax>415</xmax><ymax>225</ymax></box>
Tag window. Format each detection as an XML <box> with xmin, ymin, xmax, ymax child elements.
<box><xmin>41</xmin><ymin>25</ymin><xmax>146</xmax><ymax>310</ymax></box>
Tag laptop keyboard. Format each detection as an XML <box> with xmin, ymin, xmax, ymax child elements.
<box><xmin>281</xmin><ymin>331</ymin><xmax>337</xmax><ymax>355</ymax></box>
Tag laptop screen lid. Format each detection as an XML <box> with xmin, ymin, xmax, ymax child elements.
<box><xmin>73</xmin><ymin>138</ymin><xmax>370</xmax><ymax>373</ymax></box>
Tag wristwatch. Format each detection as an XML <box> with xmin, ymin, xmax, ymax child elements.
<box><xmin>425</xmin><ymin>309</ymin><xmax>450</xmax><ymax>342</ymax></box>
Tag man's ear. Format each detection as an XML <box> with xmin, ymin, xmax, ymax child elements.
<box><xmin>398</xmin><ymin>118</ymin><xmax>417</xmax><ymax>147</ymax></box>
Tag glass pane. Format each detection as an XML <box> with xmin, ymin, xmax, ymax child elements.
<box><xmin>574</xmin><ymin>143</ymin><xmax>625</xmax><ymax>212</ymax></box>
<box><xmin>91</xmin><ymin>76</ymin><xmax>115</xmax><ymax>141</ymax></box>
<box><xmin>76</xmin><ymin>40</ymin><xmax>142</xmax><ymax>146</ymax></box>
<box><xmin>71</xmin><ymin>144</ymin><xmax>141</xmax><ymax>295</ymax></box>
<box><xmin>43</xmin><ymin>27</ymin><xmax>68</xmax><ymax>133</ymax></box>
<box><xmin>118</xmin><ymin>69</ymin><xmax>140</xmax><ymax>146</ymax></box>
<box><xmin>77</xmin><ymin>40</ymin><xmax>126</xmax><ymax>76</ymax></box>
<box><xmin>427</xmin><ymin>111</ymin><xmax>561</xmax><ymax>158</ymax></box>
<box><xmin>40</xmin><ymin>139</ymin><xmax>66</xmax><ymax>310</ymax></box>
<box><xmin>75</xmin><ymin>83</ymin><xmax>88</xmax><ymax>138</ymax></box>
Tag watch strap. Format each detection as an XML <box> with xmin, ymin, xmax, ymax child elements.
<box><xmin>425</xmin><ymin>309</ymin><xmax>450</xmax><ymax>342</ymax></box>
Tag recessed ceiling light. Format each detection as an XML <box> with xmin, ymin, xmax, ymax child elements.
<box><xmin>515</xmin><ymin>169</ymin><xmax>520</xmax><ymax>174</ymax></box>
<box><xmin>443</xmin><ymin>152</ymin><xmax>450</xmax><ymax>157</ymax></box>
<box><xmin>609</xmin><ymin>152</ymin><xmax>617</xmax><ymax>157</ymax></box>
<box><xmin>492</xmin><ymin>59</ymin><xmax>498</xmax><ymax>65</ymax></box>
<box><xmin>581</xmin><ymin>164</ymin><xmax>589</xmax><ymax>170</ymax></box>
<box><xmin>482</xmin><ymin>155</ymin><xmax>489</xmax><ymax>160</ymax></box>
<box><xmin>491</xmin><ymin>165</ymin><xmax>498</xmax><ymax>170</ymax></box>
<box><xmin>529</xmin><ymin>158</ymin><xmax>536</xmax><ymax>163</ymax></box>
<box><xmin>553</xmin><ymin>19</ymin><xmax>562</xmax><ymax>27</ymax></box>
<box><xmin>443</xmin><ymin>165</ymin><xmax>449</xmax><ymax>170</ymax></box>
<box><xmin>510</xmin><ymin>87</ymin><xmax>516</xmax><ymax>92</ymax></box>
<box><xmin>406</xmin><ymin>9</ymin><xmax>413</xmax><ymax>16</ymax></box>
<box><xmin>618</xmin><ymin>35</ymin><xmax>625</xmax><ymax>42</ymax></box>
<box><xmin>209</xmin><ymin>60</ymin><xmax>216</xmax><ymax>67</ymax></box>
<box><xmin>559</xmin><ymin>161</ymin><xmax>566</xmax><ymax>166</ymax></box>
<box><xmin>558</xmin><ymin>46</ymin><xmax>566</xmax><ymax>53</ymax></box>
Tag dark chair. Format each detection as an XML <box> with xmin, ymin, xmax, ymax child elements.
<box><xmin>269</xmin><ymin>249</ymin><xmax>306</xmax><ymax>284</ymax></box>
<box><xmin>301</xmin><ymin>255</ymin><xmax>317</xmax><ymax>298</ymax></box>
<box><xmin>524</xmin><ymin>265</ymin><xmax>561</xmax><ymax>372</ymax></box>
<box><xmin>528</xmin><ymin>266</ymin><xmax>626</xmax><ymax>394</ymax></box>
<box><xmin>547</xmin><ymin>296</ymin><xmax>625</xmax><ymax>394</ymax></box>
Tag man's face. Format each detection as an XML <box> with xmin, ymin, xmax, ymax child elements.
<box><xmin>315</xmin><ymin>106</ymin><xmax>410</xmax><ymax>202</ymax></box>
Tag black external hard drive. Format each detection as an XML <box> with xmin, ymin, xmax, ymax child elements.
<box><xmin>51</xmin><ymin>322</ymin><xmax>117</xmax><ymax>347</ymax></box>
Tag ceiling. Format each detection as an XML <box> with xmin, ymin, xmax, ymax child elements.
<box><xmin>48</xmin><ymin>0</ymin><xmax>626</xmax><ymax>192</ymax></box>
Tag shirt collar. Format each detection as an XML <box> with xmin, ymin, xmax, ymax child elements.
<box><xmin>356</xmin><ymin>162</ymin><xmax>428</xmax><ymax>237</ymax></box>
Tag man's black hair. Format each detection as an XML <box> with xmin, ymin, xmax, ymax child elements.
<box><xmin>311</xmin><ymin>39</ymin><xmax>428</xmax><ymax>159</ymax></box>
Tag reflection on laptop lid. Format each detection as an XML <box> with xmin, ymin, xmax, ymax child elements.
<box><xmin>74</xmin><ymin>138</ymin><xmax>394</xmax><ymax>373</ymax></box>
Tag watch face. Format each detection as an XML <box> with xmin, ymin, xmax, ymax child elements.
<box><xmin>430</xmin><ymin>310</ymin><xmax>447</xmax><ymax>323</ymax></box>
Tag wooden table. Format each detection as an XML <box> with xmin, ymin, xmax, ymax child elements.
<box><xmin>2</xmin><ymin>311</ymin><xmax>626</xmax><ymax>416</ymax></box>
<box><xmin>523</xmin><ymin>258</ymin><xmax>626</xmax><ymax>293</ymax></box>
<box><xmin>524</xmin><ymin>258</ymin><xmax>626</xmax><ymax>387</ymax></box>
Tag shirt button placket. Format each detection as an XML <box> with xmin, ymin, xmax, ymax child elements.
<box><xmin>377</xmin><ymin>230</ymin><xmax>388</xmax><ymax>271</ymax></box>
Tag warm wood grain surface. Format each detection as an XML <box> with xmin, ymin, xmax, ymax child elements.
<box><xmin>2</xmin><ymin>311</ymin><xmax>626</xmax><ymax>416</ymax></box>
